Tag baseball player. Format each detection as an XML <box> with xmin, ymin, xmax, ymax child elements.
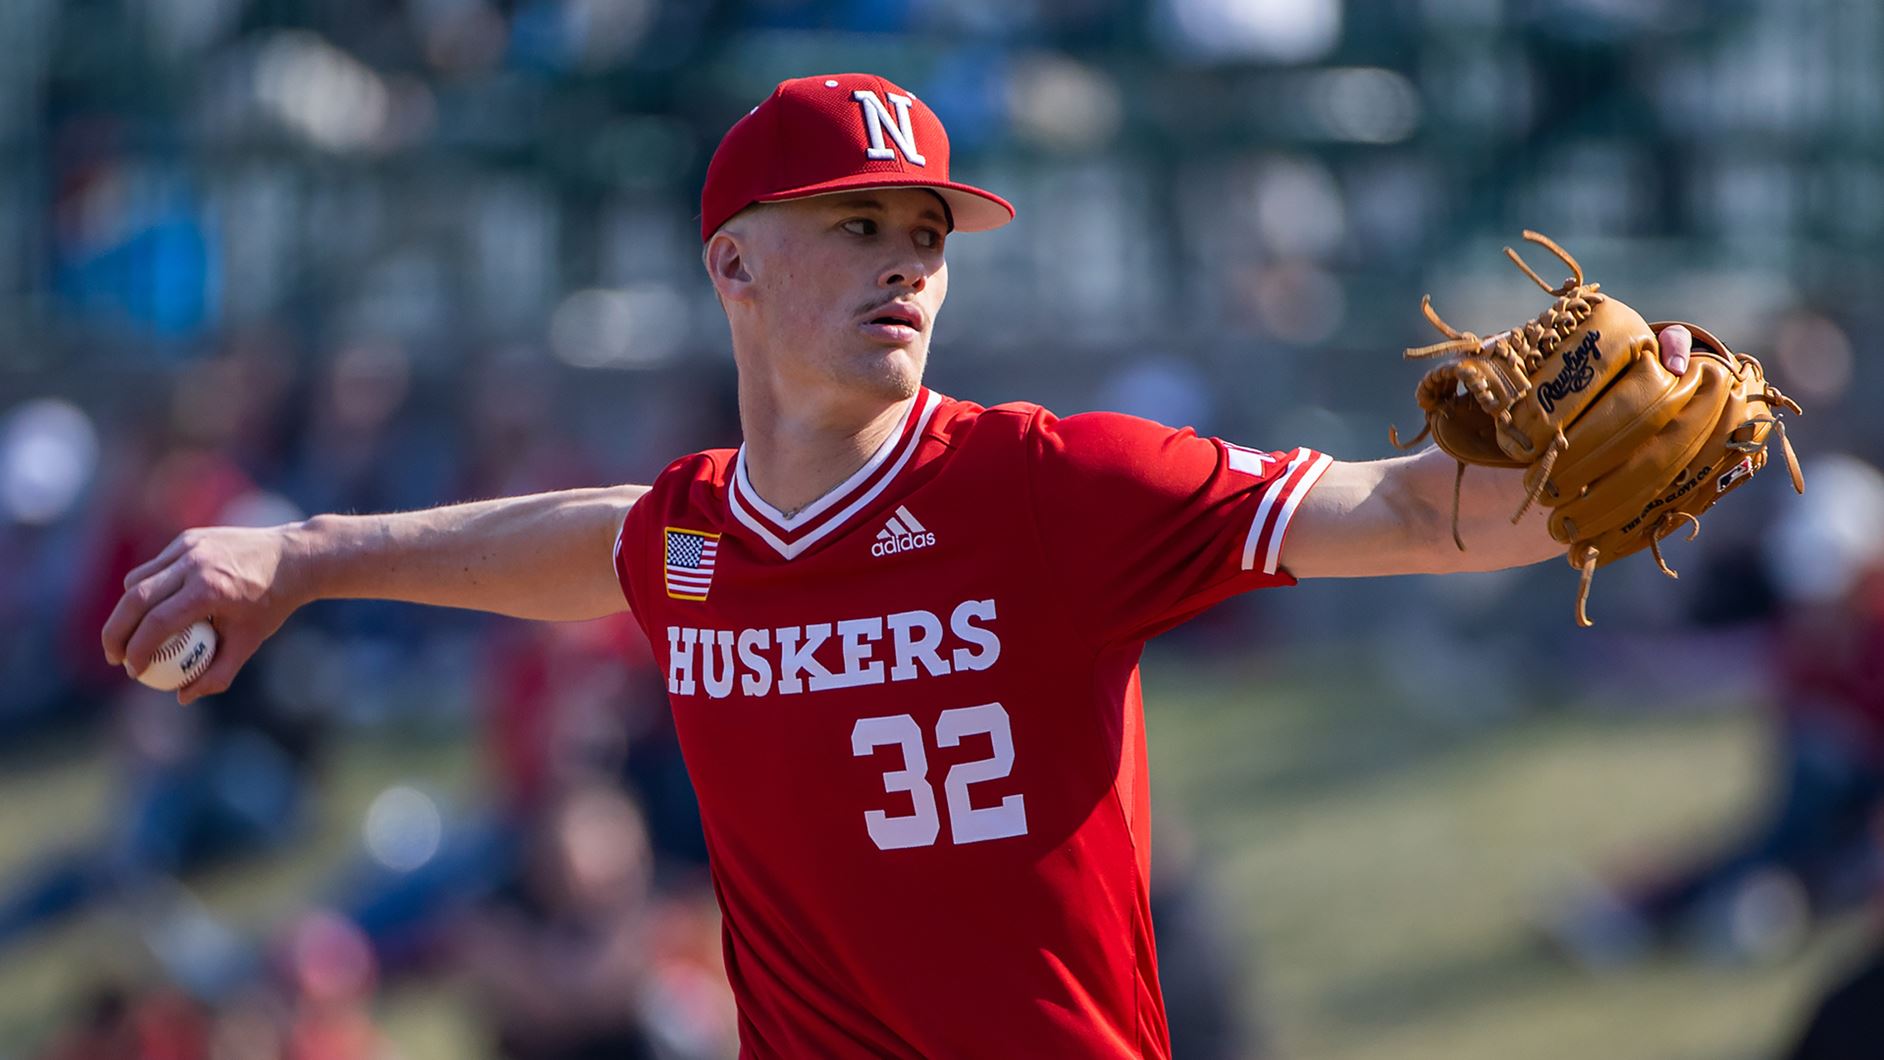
<box><xmin>102</xmin><ymin>74</ymin><xmax>1695</xmax><ymax>1058</ymax></box>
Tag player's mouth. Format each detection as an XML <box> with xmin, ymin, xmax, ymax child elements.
<box><xmin>858</xmin><ymin>302</ymin><xmax>925</xmax><ymax>344</ymax></box>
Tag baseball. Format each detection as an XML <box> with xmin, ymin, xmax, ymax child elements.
<box><xmin>135</xmin><ymin>620</ymin><xmax>218</xmax><ymax>692</ymax></box>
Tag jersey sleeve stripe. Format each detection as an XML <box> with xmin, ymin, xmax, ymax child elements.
<box><xmin>1238</xmin><ymin>450</ymin><xmax>1307</xmax><ymax>572</ymax></box>
<box><xmin>612</xmin><ymin>513</ymin><xmax>631</xmax><ymax>604</ymax></box>
<box><xmin>1239</xmin><ymin>449</ymin><xmax>1332</xmax><ymax>575</ymax></box>
<box><xmin>1260</xmin><ymin>451</ymin><xmax>1332</xmax><ymax>575</ymax></box>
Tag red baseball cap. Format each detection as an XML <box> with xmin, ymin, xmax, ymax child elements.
<box><xmin>699</xmin><ymin>73</ymin><xmax>1015</xmax><ymax>243</ymax></box>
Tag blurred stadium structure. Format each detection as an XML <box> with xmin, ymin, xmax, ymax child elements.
<box><xmin>3</xmin><ymin>1</ymin><xmax>1883</xmax><ymax>1058</ymax></box>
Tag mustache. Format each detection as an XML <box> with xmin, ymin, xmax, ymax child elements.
<box><xmin>858</xmin><ymin>298</ymin><xmax>910</xmax><ymax>316</ymax></box>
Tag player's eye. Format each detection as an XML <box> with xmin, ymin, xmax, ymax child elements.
<box><xmin>915</xmin><ymin>227</ymin><xmax>942</xmax><ymax>250</ymax></box>
<box><xmin>841</xmin><ymin>218</ymin><xmax>878</xmax><ymax>237</ymax></box>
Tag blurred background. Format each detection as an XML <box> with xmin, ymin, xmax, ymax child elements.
<box><xmin>4</xmin><ymin>0</ymin><xmax>1884</xmax><ymax>1057</ymax></box>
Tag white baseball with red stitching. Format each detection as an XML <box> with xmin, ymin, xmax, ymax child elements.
<box><xmin>136</xmin><ymin>620</ymin><xmax>218</xmax><ymax>692</ymax></box>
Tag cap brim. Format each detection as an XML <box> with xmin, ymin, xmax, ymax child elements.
<box><xmin>757</xmin><ymin>172</ymin><xmax>1015</xmax><ymax>232</ymax></box>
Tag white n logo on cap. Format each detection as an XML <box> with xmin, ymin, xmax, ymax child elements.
<box><xmin>852</xmin><ymin>90</ymin><xmax>926</xmax><ymax>166</ymax></box>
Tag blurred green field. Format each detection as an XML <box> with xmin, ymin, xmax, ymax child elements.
<box><xmin>0</xmin><ymin>652</ymin><xmax>1868</xmax><ymax>1058</ymax></box>
<box><xmin>1144</xmin><ymin>651</ymin><xmax>1867</xmax><ymax>1060</ymax></box>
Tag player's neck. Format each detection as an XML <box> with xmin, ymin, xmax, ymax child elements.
<box><xmin>737</xmin><ymin>387</ymin><xmax>915</xmax><ymax>517</ymax></box>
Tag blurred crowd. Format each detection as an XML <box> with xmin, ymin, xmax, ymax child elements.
<box><xmin>3</xmin><ymin>337</ymin><xmax>746</xmax><ymax>1057</ymax></box>
<box><xmin>6</xmin><ymin>0</ymin><xmax>1884</xmax><ymax>1056</ymax></box>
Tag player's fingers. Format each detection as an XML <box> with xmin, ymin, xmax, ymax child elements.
<box><xmin>1657</xmin><ymin>323</ymin><xmax>1691</xmax><ymax>375</ymax></box>
<box><xmin>101</xmin><ymin>562</ymin><xmax>187</xmax><ymax>666</ymax></box>
<box><xmin>123</xmin><ymin>533</ymin><xmax>191</xmax><ymax>590</ymax></box>
<box><xmin>120</xmin><ymin>586</ymin><xmax>206</xmax><ymax>678</ymax></box>
<box><xmin>177</xmin><ymin>628</ymin><xmax>249</xmax><ymax>705</ymax></box>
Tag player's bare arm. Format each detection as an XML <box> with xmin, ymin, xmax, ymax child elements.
<box><xmin>1280</xmin><ymin>325</ymin><xmax>1693</xmax><ymax>579</ymax></box>
<box><xmin>101</xmin><ymin>484</ymin><xmax>646</xmax><ymax>704</ymax></box>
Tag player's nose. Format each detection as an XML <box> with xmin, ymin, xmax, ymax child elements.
<box><xmin>877</xmin><ymin>256</ymin><xmax>930</xmax><ymax>291</ymax></box>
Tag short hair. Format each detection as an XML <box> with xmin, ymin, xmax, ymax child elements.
<box><xmin>701</xmin><ymin>203</ymin><xmax>767</xmax><ymax>270</ymax></box>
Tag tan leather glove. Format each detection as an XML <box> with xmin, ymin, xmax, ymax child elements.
<box><xmin>1395</xmin><ymin>231</ymin><xmax>1804</xmax><ymax>626</ymax></box>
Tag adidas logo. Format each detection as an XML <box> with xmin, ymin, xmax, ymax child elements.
<box><xmin>871</xmin><ymin>505</ymin><xmax>937</xmax><ymax>557</ymax></box>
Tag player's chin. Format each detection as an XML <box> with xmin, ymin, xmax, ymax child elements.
<box><xmin>840</xmin><ymin>344</ymin><xmax>924</xmax><ymax>398</ymax></box>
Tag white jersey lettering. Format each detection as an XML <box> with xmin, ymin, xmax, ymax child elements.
<box><xmin>667</xmin><ymin>626</ymin><xmax>699</xmax><ymax>695</ymax></box>
<box><xmin>814</xmin><ymin>617</ymin><xmax>886</xmax><ymax>691</ymax></box>
<box><xmin>737</xmin><ymin>627</ymin><xmax>774</xmax><ymax>696</ymax></box>
<box><xmin>665</xmin><ymin>599</ymin><xmax>1000</xmax><ymax>700</ymax></box>
<box><xmin>777</xmin><ymin>622</ymin><xmax>834</xmax><ymax>695</ymax></box>
<box><xmin>887</xmin><ymin>608</ymin><xmax>950</xmax><ymax>680</ymax></box>
<box><xmin>700</xmin><ymin>629</ymin><xmax>737</xmax><ymax>699</ymax></box>
<box><xmin>949</xmin><ymin>599</ymin><xmax>1000</xmax><ymax>672</ymax></box>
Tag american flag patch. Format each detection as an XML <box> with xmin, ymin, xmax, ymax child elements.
<box><xmin>664</xmin><ymin>528</ymin><xmax>720</xmax><ymax>601</ymax></box>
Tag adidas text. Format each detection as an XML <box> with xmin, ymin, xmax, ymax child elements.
<box><xmin>872</xmin><ymin>506</ymin><xmax>936</xmax><ymax>557</ymax></box>
<box><xmin>873</xmin><ymin>530</ymin><xmax>936</xmax><ymax>557</ymax></box>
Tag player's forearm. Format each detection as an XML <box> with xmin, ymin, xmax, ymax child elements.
<box><xmin>1282</xmin><ymin>446</ymin><xmax>1563</xmax><ymax>578</ymax></box>
<box><xmin>1397</xmin><ymin>447</ymin><xmax>1561</xmax><ymax>573</ymax></box>
<box><xmin>289</xmin><ymin>486</ymin><xmax>647</xmax><ymax>621</ymax></box>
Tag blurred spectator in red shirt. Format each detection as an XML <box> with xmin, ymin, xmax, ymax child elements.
<box><xmin>35</xmin><ymin>980</ymin><xmax>209</xmax><ymax>1060</ymax></box>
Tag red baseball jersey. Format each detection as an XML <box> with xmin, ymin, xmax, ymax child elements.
<box><xmin>613</xmin><ymin>389</ymin><xmax>1330</xmax><ymax>1058</ymax></box>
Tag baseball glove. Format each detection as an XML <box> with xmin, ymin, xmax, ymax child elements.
<box><xmin>1392</xmin><ymin>231</ymin><xmax>1804</xmax><ymax>626</ymax></box>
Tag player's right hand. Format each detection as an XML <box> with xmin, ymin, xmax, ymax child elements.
<box><xmin>101</xmin><ymin>524</ymin><xmax>308</xmax><ymax>704</ymax></box>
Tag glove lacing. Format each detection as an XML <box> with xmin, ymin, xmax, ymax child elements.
<box><xmin>1395</xmin><ymin>231</ymin><xmax>1603</xmax><ymax>549</ymax></box>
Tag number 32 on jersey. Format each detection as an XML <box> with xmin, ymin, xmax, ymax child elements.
<box><xmin>850</xmin><ymin>703</ymin><xmax>1028</xmax><ymax>851</ymax></box>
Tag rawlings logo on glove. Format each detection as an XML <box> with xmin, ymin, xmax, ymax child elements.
<box><xmin>1393</xmin><ymin>231</ymin><xmax>1805</xmax><ymax>627</ymax></box>
<box><xmin>1536</xmin><ymin>331</ymin><xmax>1603</xmax><ymax>413</ymax></box>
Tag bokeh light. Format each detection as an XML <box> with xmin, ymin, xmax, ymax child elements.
<box><xmin>550</xmin><ymin>285</ymin><xmax>689</xmax><ymax>368</ymax></box>
<box><xmin>1156</xmin><ymin>0</ymin><xmax>1342</xmax><ymax>64</ymax></box>
<box><xmin>0</xmin><ymin>398</ymin><xmax>99</xmax><ymax>525</ymax></box>
<box><xmin>1766</xmin><ymin>453</ymin><xmax>1884</xmax><ymax>604</ymax></box>
<box><xmin>1772</xmin><ymin>311</ymin><xmax>1854</xmax><ymax>404</ymax></box>
<box><xmin>362</xmin><ymin>785</ymin><xmax>445</xmax><ymax>873</ymax></box>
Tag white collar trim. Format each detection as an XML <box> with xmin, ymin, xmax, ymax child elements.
<box><xmin>729</xmin><ymin>391</ymin><xmax>938</xmax><ymax>561</ymax></box>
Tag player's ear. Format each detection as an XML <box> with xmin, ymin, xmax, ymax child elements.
<box><xmin>704</xmin><ymin>230</ymin><xmax>756</xmax><ymax>303</ymax></box>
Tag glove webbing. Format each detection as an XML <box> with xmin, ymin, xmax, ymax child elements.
<box><xmin>1393</xmin><ymin>231</ymin><xmax>1604</xmax><ymax>549</ymax></box>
